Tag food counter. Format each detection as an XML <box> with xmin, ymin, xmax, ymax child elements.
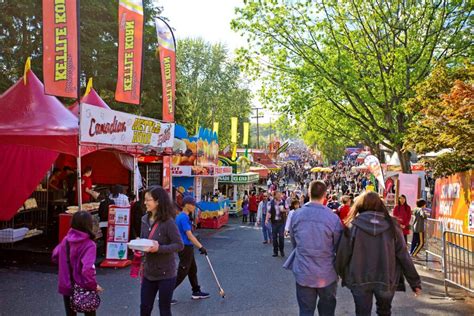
<box><xmin>58</xmin><ymin>203</ymin><xmax>101</xmax><ymax>242</ymax></box>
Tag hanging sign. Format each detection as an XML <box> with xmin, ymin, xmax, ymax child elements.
<box><xmin>42</xmin><ymin>0</ymin><xmax>79</xmax><ymax>98</ymax></box>
<box><xmin>115</xmin><ymin>0</ymin><xmax>144</xmax><ymax>104</ymax></box>
<box><xmin>80</xmin><ymin>103</ymin><xmax>174</xmax><ymax>148</ymax></box>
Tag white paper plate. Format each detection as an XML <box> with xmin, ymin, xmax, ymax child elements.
<box><xmin>127</xmin><ymin>239</ymin><xmax>155</xmax><ymax>252</ymax></box>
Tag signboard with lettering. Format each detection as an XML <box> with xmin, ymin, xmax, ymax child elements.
<box><xmin>172</xmin><ymin>165</ymin><xmax>232</xmax><ymax>177</ymax></box>
<box><xmin>432</xmin><ymin>170</ymin><xmax>473</xmax><ymax>233</ymax></box>
<box><xmin>42</xmin><ymin>0</ymin><xmax>79</xmax><ymax>98</ymax></box>
<box><xmin>80</xmin><ymin>103</ymin><xmax>174</xmax><ymax>148</ymax></box>
<box><xmin>218</xmin><ymin>173</ymin><xmax>260</xmax><ymax>184</ymax></box>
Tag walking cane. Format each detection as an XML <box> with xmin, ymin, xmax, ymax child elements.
<box><xmin>205</xmin><ymin>254</ymin><xmax>226</xmax><ymax>298</ymax></box>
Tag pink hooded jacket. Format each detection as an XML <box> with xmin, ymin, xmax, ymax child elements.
<box><xmin>52</xmin><ymin>228</ymin><xmax>97</xmax><ymax>296</ymax></box>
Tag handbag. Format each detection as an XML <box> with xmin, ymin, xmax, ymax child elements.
<box><xmin>66</xmin><ymin>241</ymin><xmax>101</xmax><ymax>313</ymax></box>
<box><xmin>130</xmin><ymin>221</ymin><xmax>159</xmax><ymax>278</ymax></box>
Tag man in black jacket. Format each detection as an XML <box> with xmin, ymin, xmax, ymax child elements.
<box><xmin>265</xmin><ymin>191</ymin><xmax>288</xmax><ymax>257</ymax></box>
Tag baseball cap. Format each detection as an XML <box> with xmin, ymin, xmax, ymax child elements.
<box><xmin>182</xmin><ymin>196</ymin><xmax>196</xmax><ymax>206</ymax></box>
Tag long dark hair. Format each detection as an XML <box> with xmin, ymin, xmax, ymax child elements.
<box><xmin>397</xmin><ymin>194</ymin><xmax>407</xmax><ymax>206</ymax></box>
<box><xmin>71</xmin><ymin>211</ymin><xmax>95</xmax><ymax>240</ymax></box>
<box><xmin>345</xmin><ymin>191</ymin><xmax>398</xmax><ymax>241</ymax></box>
<box><xmin>145</xmin><ymin>185</ymin><xmax>176</xmax><ymax>222</ymax></box>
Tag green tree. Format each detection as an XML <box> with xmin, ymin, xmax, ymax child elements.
<box><xmin>232</xmin><ymin>0</ymin><xmax>472</xmax><ymax>172</ymax></box>
<box><xmin>175</xmin><ymin>38</ymin><xmax>252</xmax><ymax>147</ymax></box>
<box><xmin>404</xmin><ymin>64</ymin><xmax>474</xmax><ymax>177</ymax></box>
<box><xmin>0</xmin><ymin>0</ymin><xmax>163</xmax><ymax>118</ymax></box>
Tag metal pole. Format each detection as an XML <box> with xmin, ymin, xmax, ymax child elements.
<box><xmin>77</xmin><ymin>145</ymin><xmax>82</xmax><ymax>209</ymax></box>
<box><xmin>252</xmin><ymin>107</ymin><xmax>263</xmax><ymax>149</ymax></box>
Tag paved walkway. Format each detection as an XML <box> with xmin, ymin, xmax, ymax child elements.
<box><xmin>0</xmin><ymin>218</ymin><xmax>473</xmax><ymax>315</ymax></box>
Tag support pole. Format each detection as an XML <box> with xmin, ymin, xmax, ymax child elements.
<box><xmin>77</xmin><ymin>146</ymin><xmax>82</xmax><ymax>209</ymax></box>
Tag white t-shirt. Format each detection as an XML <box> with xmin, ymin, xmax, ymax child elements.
<box><xmin>285</xmin><ymin>210</ymin><xmax>295</xmax><ymax>232</ymax></box>
<box><xmin>110</xmin><ymin>193</ymin><xmax>130</xmax><ymax>207</ymax></box>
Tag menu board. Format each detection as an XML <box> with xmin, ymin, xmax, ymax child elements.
<box><xmin>105</xmin><ymin>206</ymin><xmax>131</xmax><ymax>260</ymax></box>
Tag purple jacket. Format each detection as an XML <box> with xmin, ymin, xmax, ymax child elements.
<box><xmin>52</xmin><ymin>229</ymin><xmax>97</xmax><ymax>296</ymax></box>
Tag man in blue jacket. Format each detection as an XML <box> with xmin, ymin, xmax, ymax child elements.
<box><xmin>284</xmin><ymin>180</ymin><xmax>343</xmax><ymax>316</ymax></box>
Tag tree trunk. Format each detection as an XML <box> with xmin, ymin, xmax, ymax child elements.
<box><xmin>397</xmin><ymin>148</ymin><xmax>412</xmax><ymax>174</ymax></box>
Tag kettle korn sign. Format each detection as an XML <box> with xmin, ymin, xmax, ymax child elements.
<box><xmin>80</xmin><ymin>103</ymin><xmax>174</xmax><ymax>148</ymax></box>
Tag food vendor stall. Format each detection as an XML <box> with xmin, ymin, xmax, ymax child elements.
<box><xmin>172</xmin><ymin>125</ymin><xmax>232</xmax><ymax>228</ymax></box>
<box><xmin>218</xmin><ymin>172</ymin><xmax>260</xmax><ymax>216</ymax></box>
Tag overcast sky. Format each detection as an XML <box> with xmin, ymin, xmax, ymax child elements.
<box><xmin>158</xmin><ymin>0</ymin><xmax>278</xmax><ymax>124</ymax></box>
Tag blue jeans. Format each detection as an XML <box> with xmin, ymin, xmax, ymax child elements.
<box><xmin>272</xmin><ymin>223</ymin><xmax>285</xmax><ymax>255</ymax></box>
<box><xmin>296</xmin><ymin>281</ymin><xmax>337</xmax><ymax>316</ymax></box>
<box><xmin>140</xmin><ymin>276</ymin><xmax>176</xmax><ymax>316</ymax></box>
<box><xmin>351</xmin><ymin>287</ymin><xmax>395</xmax><ymax>316</ymax></box>
<box><xmin>262</xmin><ymin>214</ymin><xmax>272</xmax><ymax>241</ymax></box>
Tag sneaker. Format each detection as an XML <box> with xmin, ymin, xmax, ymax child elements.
<box><xmin>171</xmin><ymin>299</ymin><xmax>178</xmax><ymax>305</ymax></box>
<box><xmin>272</xmin><ymin>253</ymin><xmax>278</xmax><ymax>257</ymax></box>
<box><xmin>281</xmin><ymin>251</ymin><xmax>285</xmax><ymax>257</ymax></box>
<box><xmin>192</xmin><ymin>291</ymin><xmax>210</xmax><ymax>300</ymax></box>
<box><xmin>263</xmin><ymin>241</ymin><xmax>268</xmax><ymax>244</ymax></box>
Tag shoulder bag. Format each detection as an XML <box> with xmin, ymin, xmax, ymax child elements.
<box><xmin>66</xmin><ymin>241</ymin><xmax>101</xmax><ymax>313</ymax></box>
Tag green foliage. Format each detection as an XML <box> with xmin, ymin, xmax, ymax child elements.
<box><xmin>175</xmin><ymin>38</ymin><xmax>252</xmax><ymax>147</ymax></box>
<box><xmin>232</xmin><ymin>0</ymin><xmax>472</xmax><ymax>171</ymax></box>
<box><xmin>405</xmin><ymin>64</ymin><xmax>474</xmax><ymax>177</ymax></box>
<box><xmin>0</xmin><ymin>0</ymin><xmax>163</xmax><ymax>118</ymax></box>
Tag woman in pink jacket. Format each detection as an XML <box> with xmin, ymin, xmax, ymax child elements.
<box><xmin>52</xmin><ymin>211</ymin><xmax>103</xmax><ymax>316</ymax></box>
<box><xmin>393</xmin><ymin>194</ymin><xmax>412</xmax><ymax>244</ymax></box>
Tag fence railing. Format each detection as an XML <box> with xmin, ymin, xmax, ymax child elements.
<box><xmin>443</xmin><ymin>231</ymin><xmax>473</xmax><ymax>296</ymax></box>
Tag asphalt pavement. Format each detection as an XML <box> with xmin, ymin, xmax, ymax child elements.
<box><xmin>0</xmin><ymin>217</ymin><xmax>473</xmax><ymax>315</ymax></box>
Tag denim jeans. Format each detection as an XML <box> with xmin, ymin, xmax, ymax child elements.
<box><xmin>140</xmin><ymin>276</ymin><xmax>176</xmax><ymax>316</ymax></box>
<box><xmin>296</xmin><ymin>281</ymin><xmax>337</xmax><ymax>316</ymax></box>
<box><xmin>272</xmin><ymin>223</ymin><xmax>285</xmax><ymax>254</ymax></box>
<box><xmin>351</xmin><ymin>287</ymin><xmax>395</xmax><ymax>316</ymax></box>
<box><xmin>262</xmin><ymin>214</ymin><xmax>272</xmax><ymax>242</ymax></box>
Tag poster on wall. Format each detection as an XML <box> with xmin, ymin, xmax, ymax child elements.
<box><xmin>432</xmin><ymin>170</ymin><xmax>473</xmax><ymax>233</ymax></box>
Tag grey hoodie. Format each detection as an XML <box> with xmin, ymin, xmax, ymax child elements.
<box><xmin>336</xmin><ymin>211</ymin><xmax>421</xmax><ymax>292</ymax></box>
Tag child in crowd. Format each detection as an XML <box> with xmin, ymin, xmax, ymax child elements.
<box><xmin>410</xmin><ymin>199</ymin><xmax>431</xmax><ymax>257</ymax></box>
<box><xmin>338</xmin><ymin>195</ymin><xmax>351</xmax><ymax>227</ymax></box>
<box><xmin>284</xmin><ymin>199</ymin><xmax>301</xmax><ymax>238</ymax></box>
<box><xmin>242</xmin><ymin>197</ymin><xmax>249</xmax><ymax>223</ymax></box>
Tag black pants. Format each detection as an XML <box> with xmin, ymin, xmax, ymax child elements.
<box><xmin>175</xmin><ymin>245</ymin><xmax>201</xmax><ymax>293</ymax></box>
<box><xmin>249</xmin><ymin>212</ymin><xmax>256</xmax><ymax>223</ymax></box>
<box><xmin>351</xmin><ymin>287</ymin><xmax>395</xmax><ymax>316</ymax></box>
<box><xmin>410</xmin><ymin>232</ymin><xmax>425</xmax><ymax>256</ymax></box>
<box><xmin>296</xmin><ymin>281</ymin><xmax>337</xmax><ymax>316</ymax></box>
<box><xmin>242</xmin><ymin>214</ymin><xmax>248</xmax><ymax>223</ymax></box>
<box><xmin>272</xmin><ymin>223</ymin><xmax>285</xmax><ymax>255</ymax></box>
<box><xmin>63</xmin><ymin>296</ymin><xmax>96</xmax><ymax>316</ymax></box>
<box><xmin>140</xmin><ymin>276</ymin><xmax>176</xmax><ymax>316</ymax></box>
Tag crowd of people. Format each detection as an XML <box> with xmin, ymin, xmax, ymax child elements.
<box><xmin>51</xmin><ymin>146</ymin><xmax>430</xmax><ymax>316</ymax></box>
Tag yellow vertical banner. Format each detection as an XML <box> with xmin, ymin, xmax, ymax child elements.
<box><xmin>213</xmin><ymin>122</ymin><xmax>219</xmax><ymax>135</ymax></box>
<box><xmin>231</xmin><ymin>144</ymin><xmax>237</xmax><ymax>160</ymax></box>
<box><xmin>243</xmin><ymin>122</ymin><xmax>249</xmax><ymax>145</ymax></box>
<box><xmin>231</xmin><ymin>117</ymin><xmax>238</xmax><ymax>143</ymax></box>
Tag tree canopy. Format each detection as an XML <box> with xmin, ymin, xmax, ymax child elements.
<box><xmin>175</xmin><ymin>38</ymin><xmax>252</xmax><ymax>147</ymax></box>
<box><xmin>404</xmin><ymin>64</ymin><xmax>474</xmax><ymax>177</ymax></box>
<box><xmin>232</xmin><ymin>0</ymin><xmax>472</xmax><ymax>171</ymax></box>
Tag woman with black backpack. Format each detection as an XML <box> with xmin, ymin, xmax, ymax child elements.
<box><xmin>336</xmin><ymin>191</ymin><xmax>421</xmax><ymax>316</ymax></box>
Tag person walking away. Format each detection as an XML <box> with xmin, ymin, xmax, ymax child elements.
<box><xmin>109</xmin><ymin>184</ymin><xmax>130</xmax><ymax>207</ymax></box>
<box><xmin>338</xmin><ymin>195</ymin><xmax>351</xmax><ymax>227</ymax></box>
<box><xmin>283</xmin><ymin>180</ymin><xmax>343</xmax><ymax>316</ymax></box>
<box><xmin>52</xmin><ymin>211</ymin><xmax>103</xmax><ymax>316</ymax></box>
<box><xmin>241</xmin><ymin>197</ymin><xmax>249</xmax><ymax>223</ymax></box>
<box><xmin>140</xmin><ymin>186</ymin><xmax>184</xmax><ymax>316</ymax></box>
<box><xmin>336</xmin><ymin>191</ymin><xmax>421</xmax><ymax>316</ymax></box>
<box><xmin>327</xmin><ymin>194</ymin><xmax>340</xmax><ymax>212</ymax></box>
<box><xmin>284</xmin><ymin>199</ymin><xmax>301</xmax><ymax>238</ymax></box>
<box><xmin>257</xmin><ymin>193</ymin><xmax>272</xmax><ymax>244</ymax></box>
<box><xmin>249</xmin><ymin>191</ymin><xmax>259</xmax><ymax>223</ymax></box>
<box><xmin>174</xmin><ymin>196</ymin><xmax>210</xmax><ymax>302</ymax></box>
<box><xmin>393</xmin><ymin>195</ymin><xmax>412</xmax><ymax>243</ymax></box>
<box><xmin>410</xmin><ymin>199</ymin><xmax>430</xmax><ymax>257</ymax></box>
<box><xmin>266</xmin><ymin>191</ymin><xmax>288</xmax><ymax>257</ymax></box>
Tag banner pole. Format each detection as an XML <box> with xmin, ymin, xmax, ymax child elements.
<box><xmin>76</xmin><ymin>0</ymin><xmax>82</xmax><ymax>209</ymax></box>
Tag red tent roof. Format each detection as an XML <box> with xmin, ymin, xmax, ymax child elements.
<box><xmin>0</xmin><ymin>70</ymin><xmax>79</xmax><ymax>156</ymax></box>
<box><xmin>68</xmin><ymin>88</ymin><xmax>111</xmax><ymax>116</ymax></box>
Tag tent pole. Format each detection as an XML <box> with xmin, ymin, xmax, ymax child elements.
<box><xmin>133</xmin><ymin>156</ymin><xmax>138</xmax><ymax>199</ymax></box>
<box><xmin>77</xmin><ymin>145</ymin><xmax>82</xmax><ymax>209</ymax></box>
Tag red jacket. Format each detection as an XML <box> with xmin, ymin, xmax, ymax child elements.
<box><xmin>338</xmin><ymin>205</ymin><xmax>351</xmax><ymax>227</ymax></box>
<box><xmin>249</xmin><ymin>195</ymin><xmax>259</xmax><ymax>212</ymax></box>
<box><xmin>393</xmin><ymin>204</ymin><xmax>412</xmax><ymax>235</ymax></box>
